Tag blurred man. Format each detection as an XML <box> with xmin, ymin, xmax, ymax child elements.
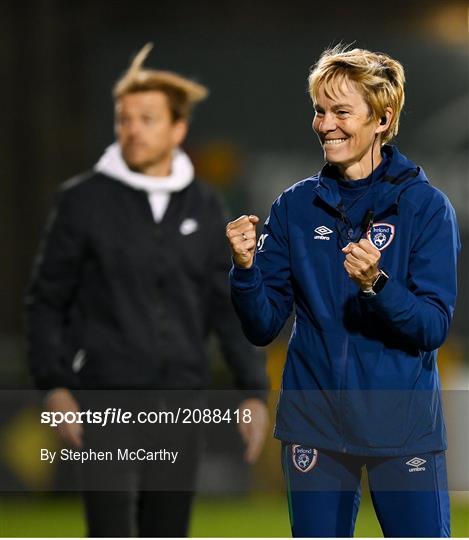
<box><xmin>227</xmin><ymin>45</ymin><xmax>460</xmax><ymax>537</ymax></box>
<box><xmin>26</xmin><ymin>44</ymin><xmax>269</xmax><ymax>537</ymax></box>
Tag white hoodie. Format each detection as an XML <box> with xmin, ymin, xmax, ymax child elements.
<box><xmin>95</xmin><ymin>142</ymin><xmax>194</xmax><ymax>222</ymax></box>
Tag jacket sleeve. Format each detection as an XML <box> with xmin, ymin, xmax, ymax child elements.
<box><xmin>207</xmin><ymin>192</ymin><xmax>269</xmax><ymax>399</ymax></box>
<box><xmin>24</xmin><ymin>187</ymin><xmax>87</xmax><ymax>390</ymax></box>
<box><xmin>362</xmin><ymin>196</ymin><xmax>461</xmax><ymax>351</ymax></box>
<box><xmin>229</xmin><ymin>193</ymin><xmax>294</xmax><ymax>347</ymax></box>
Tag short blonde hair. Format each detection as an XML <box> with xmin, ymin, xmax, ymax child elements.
<box><xmin>308</xmin><ymin>45</ymin><xmax>405</xmax><ymax>144</ymax></box>
<box><xmin>113</xmin><ymin>43</ymin><xmax>209</xmax><ymax>122</ymax></box>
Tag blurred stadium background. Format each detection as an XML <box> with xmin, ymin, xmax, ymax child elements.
<box><xmin>0</xmin><ymin>0</ymin><xmax>468</xmax><ymax>536</ymax></box>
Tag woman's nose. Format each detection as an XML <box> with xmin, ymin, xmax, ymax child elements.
<box><xmin>317</xmin><ymin>112</ymin><xmax>337</xmax><ymax>132</ymax></box>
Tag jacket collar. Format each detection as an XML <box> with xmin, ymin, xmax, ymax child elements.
<box><xmin>94</xmin><ymin>142</ymin><xmax>194</xmax><ymax>194</ymax></box>
<box><xmin>313</xmin><ymin>145</ymin><xmax>427</xmax><ymax>215</ymax></box>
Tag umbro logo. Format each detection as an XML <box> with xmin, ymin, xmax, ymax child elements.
<box><xmin>314</xmin><ymin>225</ymin><xmax>333</xmax><ymax>241</ymax></box>
<box><xmin>405</xmin><ymin>457</ymin><xmax>426</xmax><ymax>472</ymax></box>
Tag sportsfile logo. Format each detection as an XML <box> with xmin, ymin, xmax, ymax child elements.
<box><xmin>314</xmin><ymin>225</ymin><xmax>333</xmax><ymax>241</ymax></box>
<box><xmin>405</xmin><ymin>457</ymin><xmax>426</xmax><ymax>472</ymax></box>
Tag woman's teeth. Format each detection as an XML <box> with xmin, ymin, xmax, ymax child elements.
<box><xmin>324</xmin><ymin>138</ymin><xmax>347</xmax><ymax>145</ymax></box>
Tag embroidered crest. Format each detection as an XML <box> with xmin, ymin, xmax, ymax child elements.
<box><xmin>367</xmin><ymin>223</ymin><xmax>395</xmax><ymax>250</ymax></box>
<box><xmin>291</xmin><ymin>444</ymin><xmax>318</xmax><ymax>473</ymax></box>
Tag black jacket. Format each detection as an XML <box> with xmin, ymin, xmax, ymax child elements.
<box><xmin>26</xmin><ymin>171</ymin><xmax>268</xmax><ymax>395</ymax></box>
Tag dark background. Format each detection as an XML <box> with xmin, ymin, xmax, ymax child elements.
<box><xmin>1</xmin><ymin>0</ymin><xmax>467</xmax><ymax>384</ymax></box>
<box><xmin>0</xmin><ymin>2</ymin><xmax>467</xmax><ymax>533</ymax></box>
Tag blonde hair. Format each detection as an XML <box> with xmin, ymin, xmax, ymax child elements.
<box><xmin>113</xmin><ymin>43</ymin><xmax>209</xmax><ymax>122</ymax></box>
<box><xmin>308</xmin><ymin>45</ymin><xmax>405</xmax><ymax>144</ymax></box>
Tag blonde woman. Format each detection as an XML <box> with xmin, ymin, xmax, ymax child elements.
<box><xmin>227</xmin><ymin>46</ymin><xmax>460</xmax><ymax>537</ymax></box>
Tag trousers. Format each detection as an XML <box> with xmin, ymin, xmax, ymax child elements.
<box><xmin>282</xmin><ymin>443</ymin><xmax>450</xmax><ymax>537</ymax></box>
<box><xmin>77</xmin><ymin>392</ymin><xmax>202</xmax><ymax>537</ymax></box>
<box><xmin>83</xmin><ymin>490</ymin><xmax>194</xmax><ymax>537</ymax></box>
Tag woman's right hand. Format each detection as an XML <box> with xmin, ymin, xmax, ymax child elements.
<box><xmin>44</xmin><ymin>388</ymin><xmax>84</xmax><ymax>449</ymax></box>
<box><xmin>226</xmin><ymin>214</ymin><xmax>260</xmax><ymax>269</ymax></box>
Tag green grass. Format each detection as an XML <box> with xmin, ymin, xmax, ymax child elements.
<box><xmin>0</xmin><ymin>493</ymin><xmax>468</xmax><ymax>537</ymax></box>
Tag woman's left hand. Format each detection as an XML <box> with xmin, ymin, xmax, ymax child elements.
<box><xmin>342</xmin><ymin>239</ymin><xmax>381</xmax><ymax>290</ymax></box>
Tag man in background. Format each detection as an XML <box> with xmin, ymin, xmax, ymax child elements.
<box><xmin>26</xmin><ymin>44</ymin><xmax>269</xmax><ymax>537</ymax></box>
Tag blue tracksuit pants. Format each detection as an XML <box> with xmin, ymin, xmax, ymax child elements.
<box><xmin>282</xmin><ymin>443</ymin><xmax>450</xmax><ymax>537</ymax></box>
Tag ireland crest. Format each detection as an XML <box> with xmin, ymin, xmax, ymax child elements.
<box><xmin>292</xmin><ymin>445</ymin><xmax>318</xmax><ymax>473</ymax></box>
<box><xmin>367</xmin><ymin>223</ymin><xmax>395</xmax><ymax>251</ymax></box>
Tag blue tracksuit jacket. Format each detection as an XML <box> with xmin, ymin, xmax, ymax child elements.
<box><xmin>230</xmin><ymin>145</ymin><xmax>460</xmax><ymax>456</ymax></box>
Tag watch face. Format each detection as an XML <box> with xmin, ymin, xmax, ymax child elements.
<box><xmin>373</xmin><ymin>272</ymin><xmax>388</xmax><ymax>294</ymax></box>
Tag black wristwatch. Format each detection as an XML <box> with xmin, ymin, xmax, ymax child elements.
<box><xmin>362</xmin><ymin>270</ymin><xmax>389</xmax><ymax>297</ymax></box>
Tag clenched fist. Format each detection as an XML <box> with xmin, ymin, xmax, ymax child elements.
<box><xmin>226</xmin><ymin>214</ymin><xmax>260</xmax><ymax>269</ymax></box>
<box><xmin>342</xmin><ymin>238</ymin><xmax>381</xmax><ymax>290</ymax></box>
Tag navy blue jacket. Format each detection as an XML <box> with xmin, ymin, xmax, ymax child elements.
<box><xmin>230</xmin><ymin>146</ymin><xmax>460</xmax><ymax>456</ymax></box>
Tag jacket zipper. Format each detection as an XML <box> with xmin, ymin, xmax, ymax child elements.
<box><xmin>338</xmin><ymin>259</ymin><xmax>349</xmax><ymax>453</ymax></box>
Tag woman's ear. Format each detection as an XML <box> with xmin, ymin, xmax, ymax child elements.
<box><xmin>375</xmin><ymin>107</ymin><xmax>393</xmax><ymax>134</ymax></box>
